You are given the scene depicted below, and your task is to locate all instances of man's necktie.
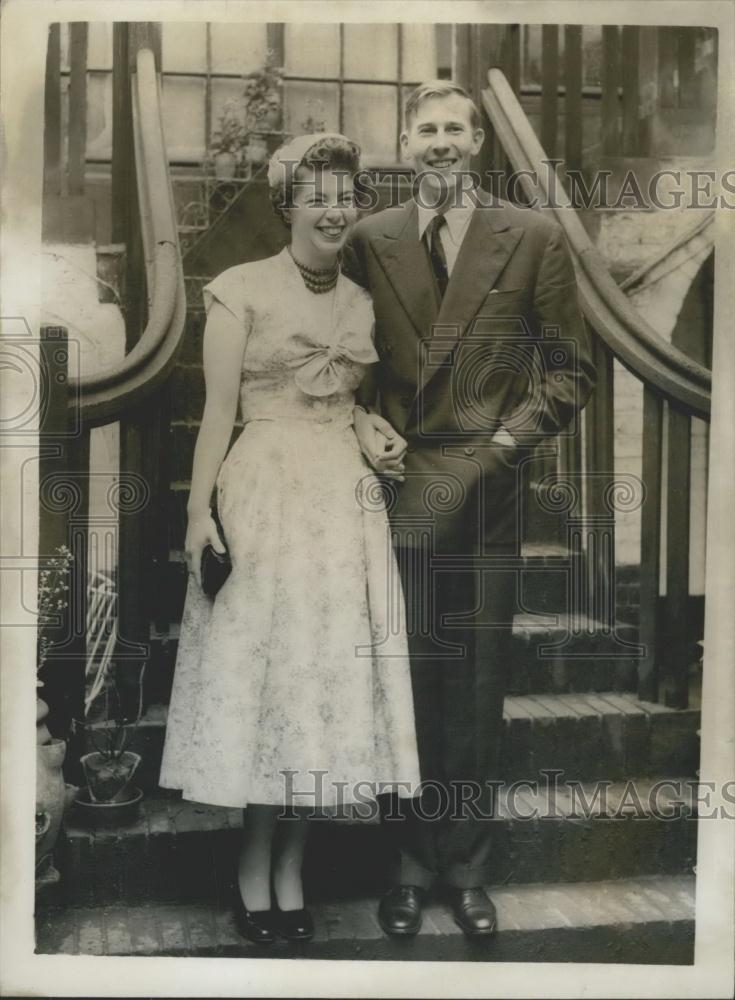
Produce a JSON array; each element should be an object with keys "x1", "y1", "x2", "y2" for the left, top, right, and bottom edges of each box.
[{"x1": 425, "y1": 214, "x2": 449, "y2": 298}]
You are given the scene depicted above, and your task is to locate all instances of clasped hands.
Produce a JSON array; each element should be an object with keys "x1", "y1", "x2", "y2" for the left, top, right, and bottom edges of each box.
[
  {"x1": 353, "y1": 407, "x2": 519, "y2": 482},
  {"x1": 353, "y1": 406, "x2": 407, "y2": 481}
]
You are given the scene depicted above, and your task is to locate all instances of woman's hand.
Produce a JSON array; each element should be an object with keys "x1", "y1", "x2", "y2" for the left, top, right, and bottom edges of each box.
[
  {"x1": 353, "y1": 407, "x2": 407, "y2": 481},
  {"x1": 185, "y1": 511, "x2": 226, "y2": 589}
]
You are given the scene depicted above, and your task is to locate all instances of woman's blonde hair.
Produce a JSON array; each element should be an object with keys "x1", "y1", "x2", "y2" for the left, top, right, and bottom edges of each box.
[{"x1": 403, "y1": 80, "x2": 481, "y2": 130}]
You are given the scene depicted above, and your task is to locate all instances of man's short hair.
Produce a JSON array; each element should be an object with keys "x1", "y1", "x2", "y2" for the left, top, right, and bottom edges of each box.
[{"x1": 403, "y1": 80, "x2": 482, "y2": 130}]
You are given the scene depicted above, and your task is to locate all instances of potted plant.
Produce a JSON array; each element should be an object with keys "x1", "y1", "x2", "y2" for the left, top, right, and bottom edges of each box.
[
  {"x1": 300, "y1": 98, "x2": 327, "y2": 134},
  {"x1": 36, "y1": 545, "x2": 77, "y2": 893},
  {"x1": 241, "y1": 54, "x2": 284, "y2": 172},
  {"x1": 73, "y1": 686, "x2": 143, "y2": 827},
  {"x1": 242, "y1": 55, "x2": 284, "y2": 135},
  {"x1": 209, "y1": 102, "x2": 245, "y2": 179}
]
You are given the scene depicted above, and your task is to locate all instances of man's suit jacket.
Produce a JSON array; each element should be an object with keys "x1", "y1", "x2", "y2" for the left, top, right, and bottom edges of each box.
[{"x1": 344, "y1": 198, "x2": 596, "y2": 555}]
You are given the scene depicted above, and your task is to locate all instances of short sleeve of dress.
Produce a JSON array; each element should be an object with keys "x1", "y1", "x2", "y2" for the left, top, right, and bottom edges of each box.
[{"x1": 202, "y1": 267, "x2": 253, "y2": 336}]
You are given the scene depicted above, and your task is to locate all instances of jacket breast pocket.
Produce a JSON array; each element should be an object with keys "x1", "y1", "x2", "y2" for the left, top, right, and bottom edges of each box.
[
  {"x1": 469, "y1": 289, "x2": 529, "y2": 339},
  {"x1": 478, "y1": 288, "x2": 527, "y2": 312}
]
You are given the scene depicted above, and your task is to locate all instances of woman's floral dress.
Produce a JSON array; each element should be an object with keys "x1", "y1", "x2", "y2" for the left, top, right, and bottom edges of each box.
[{"x1": 159, "y1": 248, "x2": 421, "y2": 809}]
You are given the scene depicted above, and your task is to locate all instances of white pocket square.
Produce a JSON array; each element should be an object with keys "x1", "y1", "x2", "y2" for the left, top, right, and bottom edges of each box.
[{"x1": 488, "y1": 288, "x2": 500, "y2": 294}]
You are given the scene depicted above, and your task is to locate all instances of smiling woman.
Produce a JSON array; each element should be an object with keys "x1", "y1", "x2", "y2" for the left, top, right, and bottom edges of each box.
[
  {"x1": 158, "y1": 131, "x2": 420, "y2": 945},
  {"x1": 267, "y1": 133, "x2": 361, "y2": 273}
]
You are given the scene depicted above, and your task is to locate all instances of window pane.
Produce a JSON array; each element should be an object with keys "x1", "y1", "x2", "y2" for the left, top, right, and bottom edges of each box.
[
  {"x1": 162, "y1": 76, "x2": 206, "y2": 161},
  {"x1": 582, "y1": 25, "x2": 603, "y2": 86},
  {"x1": 343, "y1": 24, "x2": 397, "y2": 81},
  {"x1": 211, "y1": 22, "x2": 268, "y2": 74},
  {"x1": 59, "y1": 24, "x2": 69, "y2": 73},
  {"x1": 435, "y1": 24, "x2": 452, "y2": 79},
  {"x1": 284, "y1": 24, "x2": 339, "y2": 78},
  {"x1": 86, "y1": 72, "x2": 112, "y2": 159},
  {"x1": 283, "y1": 81, "x2": 339, "y2": 136},
  {"x1": 87, "y1": 23, "x2": 112, "y2": 71},
  {"x1": 401, "y1": 24, "x2": 438, "y2": 83},
  {"x1": 211, "y1": 77, "x2": 247, "y2": 123},
  {"x1": 522, "y1": 25, "x2": 565, "y2": 88},
  {"x1": 210, "y1": 77, "x2": 248, "y2": 150},
  {"x1": 343, "y1": 84, "x2": 398, "y2": 163},
  {"x1": 162, "y1": 22, "x2": 207, "y2": 73}
]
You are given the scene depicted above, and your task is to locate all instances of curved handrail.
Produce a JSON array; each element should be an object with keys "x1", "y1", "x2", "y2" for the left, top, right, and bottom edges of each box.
[
  {"x1": 483, "y1": 69, "x2": 711, "y2": 419},
  {"x1": 71, "y1": 47, "x2": 186, "y2": 426}
]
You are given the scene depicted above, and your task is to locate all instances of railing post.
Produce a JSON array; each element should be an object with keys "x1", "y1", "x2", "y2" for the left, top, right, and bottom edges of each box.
[
  {"x1": 44, "y1": 23, "x2": 62, "y2": 196},
  {"x1": 638, "y1": 387, "x2": 663, "y2": 701},
  {"x1": 601, "y1": 26, "x2": 621, "y2": 157},
  {"x1": 541, "y1": 25, "x2": 559, "y2": 161},
  {"x1": 115, "y1": 22, "x2": 165, "y2": 720},
  {"x1": 111, "y1": 23, "x2": 131, "y2": 247},
  {"x1": 68, "y1": 22, "x2": 88, "y2": 196},
  {"x1": 38, "y1": 326, "x2": 88, "y2": 782},
  {"x1": 564, "y1": 25, "x2": 583, "y2": 176},
  {"x1": 661, "y1": 404, "x2": 692, "y2": 708}
]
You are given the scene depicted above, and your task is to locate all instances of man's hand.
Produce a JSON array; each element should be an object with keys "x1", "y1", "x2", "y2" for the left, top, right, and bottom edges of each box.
[
  {"x1": 491, "y1": 426, "x2": 517, "y2": 448},
  {"x1": 353, "y1": 408, "x2": 407, "y2": 481}
]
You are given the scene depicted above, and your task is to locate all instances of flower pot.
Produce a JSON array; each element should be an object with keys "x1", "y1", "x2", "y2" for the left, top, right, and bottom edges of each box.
[
  {"x1": 73, "y1": 786, "x2": 143, "y2": 829},
  {"x1": 213, "y1": 151, "x2": 237, "y2": 179},
  {"x1": 80, "y1": 750, "x2": 141, "y2": 803},
  {"x1": 36, "y1": 736, "x2": 68, "y2": 890},
  {"x1": 244, "y1": 135, "x2": 269, "y2": 169}
]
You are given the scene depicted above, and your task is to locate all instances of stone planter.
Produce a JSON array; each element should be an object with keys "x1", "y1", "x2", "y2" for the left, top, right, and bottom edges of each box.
[{"x1": 36, "y1": 700, "x2": 73, "y2": 892}]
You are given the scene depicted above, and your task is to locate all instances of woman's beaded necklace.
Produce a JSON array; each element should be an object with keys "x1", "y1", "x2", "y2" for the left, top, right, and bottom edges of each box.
[{"x1": 288, "y1": 247, "x2": 339, "y2": 294}]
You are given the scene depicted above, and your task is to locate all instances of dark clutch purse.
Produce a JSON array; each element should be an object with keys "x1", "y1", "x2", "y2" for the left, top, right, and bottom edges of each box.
[{"x1": 200, "y1": 507, "x2": 231, "y2": 599}]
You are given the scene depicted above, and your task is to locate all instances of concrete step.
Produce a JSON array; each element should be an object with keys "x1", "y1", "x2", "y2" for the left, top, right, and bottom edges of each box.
[
  {"x1": 56, "y1": 779, "x2": 697, "y2": 909},
  {"x1": 35, "y1": 874, "x2": 695, "y2": 963},
  {"x1": 126, "y1": 690, "x2": 698, "y2": 796}
]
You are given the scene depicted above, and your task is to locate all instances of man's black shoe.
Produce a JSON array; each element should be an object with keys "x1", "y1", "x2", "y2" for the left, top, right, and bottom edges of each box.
[
  {"x1": 378, "y1": 885, "x2": 425, "y2": 936},
  {"x1": 448, "y1": 887, "x2": 497, "y2": 936}
]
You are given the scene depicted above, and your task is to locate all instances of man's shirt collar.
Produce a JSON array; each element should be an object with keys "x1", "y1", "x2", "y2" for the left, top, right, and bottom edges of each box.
[{"x1": 416, "y1": 201, "x2": 475, "y2": 244}]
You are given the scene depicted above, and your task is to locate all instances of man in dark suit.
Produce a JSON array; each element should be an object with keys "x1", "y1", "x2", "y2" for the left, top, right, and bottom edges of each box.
[{"x1": 346, "y1": 80, "x2": 596, "y2": 936}]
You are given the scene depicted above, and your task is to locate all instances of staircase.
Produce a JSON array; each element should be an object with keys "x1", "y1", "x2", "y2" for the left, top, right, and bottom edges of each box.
[
  {"x1": 36, "y1": 28, "x2": 705, "y2": 964},
  {"x1": 37, "y1": 558, "x2": 700, "y2": 961}
]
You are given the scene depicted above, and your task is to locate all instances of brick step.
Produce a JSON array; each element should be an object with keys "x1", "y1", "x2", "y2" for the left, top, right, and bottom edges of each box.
[
  {"x1": 126, "y1": 692, "x2": 698, "y2": 796},
  {"x1": 56, "y1": 779, "x2": 697, "y2": 909},
  {"x1": 36, "y1": 874, "x2": 695, "y2": 963}
]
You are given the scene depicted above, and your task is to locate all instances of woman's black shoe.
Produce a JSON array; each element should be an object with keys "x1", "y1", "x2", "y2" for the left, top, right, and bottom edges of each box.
[
  {"x1": 233, "y1": 892, "x2": 276, "y2": 944},
  {"x1": 275, "y1": 906, "x2": 314, "y2": 942}
]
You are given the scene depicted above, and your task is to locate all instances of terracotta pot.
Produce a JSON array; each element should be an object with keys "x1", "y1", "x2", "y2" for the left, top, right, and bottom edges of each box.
[
  {"x1": 80, "y1": 750, "x2": 141, "y2": 803},
  {"x1": 213, "y1": 151, "x2": 237, "y2": 179}
]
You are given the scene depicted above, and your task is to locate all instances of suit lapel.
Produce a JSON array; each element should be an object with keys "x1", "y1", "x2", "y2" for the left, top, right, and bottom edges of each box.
[
  {"x1": 416, "y1": 208, "x2": 524, "y2": 393},
  {"x1": 372, "y1": 202, "x2": 440, "y2": 338}
]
